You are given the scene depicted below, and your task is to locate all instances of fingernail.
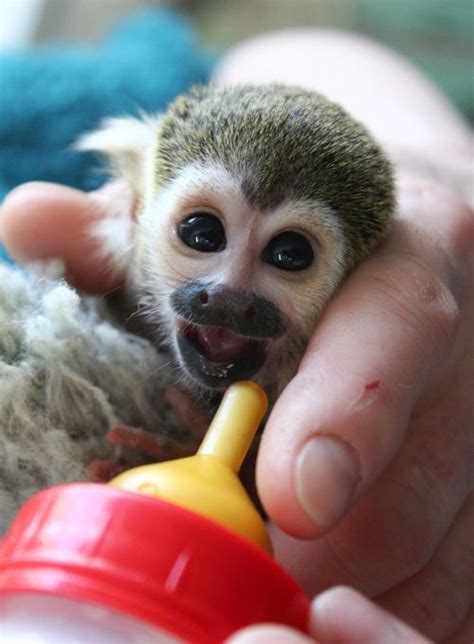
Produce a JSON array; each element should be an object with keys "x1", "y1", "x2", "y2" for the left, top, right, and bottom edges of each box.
[{"x1": 295, "y1": 436, "x2": 359, "y2": 530}]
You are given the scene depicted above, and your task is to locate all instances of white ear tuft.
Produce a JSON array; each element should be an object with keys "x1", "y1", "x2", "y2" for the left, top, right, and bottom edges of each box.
[{"x1": 75, "y1": 115, "x2": 158, "y2": 190}]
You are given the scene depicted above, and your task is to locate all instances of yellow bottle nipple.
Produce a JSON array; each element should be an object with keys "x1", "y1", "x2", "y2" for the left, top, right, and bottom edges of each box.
[{"x1": 110, "y1": 381, "x2": 271, "y2": 552}]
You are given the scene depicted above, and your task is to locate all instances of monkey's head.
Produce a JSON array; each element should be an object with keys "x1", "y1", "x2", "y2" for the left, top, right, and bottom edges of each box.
[{"x1": 78, "y1": 85, "x2": 394, "y2": 396}]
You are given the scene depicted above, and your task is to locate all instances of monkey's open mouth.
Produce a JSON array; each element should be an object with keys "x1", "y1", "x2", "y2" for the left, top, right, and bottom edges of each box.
[
  {"x1": 176, "y1": 320, "x2": 268, "y2": 389},
  {"x1": 184, "y1": 323, "x2": 263, "y2": 363}
]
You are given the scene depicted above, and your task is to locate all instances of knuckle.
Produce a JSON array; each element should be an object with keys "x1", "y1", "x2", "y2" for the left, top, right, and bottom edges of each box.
[
  {"x1": 429, "y1": 278, "x2": 461, "y2": 341},
  {"x1": 395, "y1": 177, "x2": 473, "y2": 286},
  {"x1": 365, "y1": 254, "x2": 459, "y2": 350}
]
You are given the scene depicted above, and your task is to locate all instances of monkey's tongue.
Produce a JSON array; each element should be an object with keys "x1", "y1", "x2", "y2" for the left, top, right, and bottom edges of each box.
[{"x1": 196, "y1": 326, "x2": 254, "y2": 364}]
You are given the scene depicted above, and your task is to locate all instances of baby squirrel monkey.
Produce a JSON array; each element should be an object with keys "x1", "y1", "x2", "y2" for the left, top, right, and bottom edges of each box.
[{"x1": 78, "y1": 84, "x2": 394, "y2": 401}]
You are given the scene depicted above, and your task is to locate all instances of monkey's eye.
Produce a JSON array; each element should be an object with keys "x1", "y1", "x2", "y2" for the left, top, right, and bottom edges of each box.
[
  {"x1": 177, "y1": 213, "x2": 226, "y2": 253},
  {"x1": 262, "y1": 231, "x2": 314, "y2": 272}
]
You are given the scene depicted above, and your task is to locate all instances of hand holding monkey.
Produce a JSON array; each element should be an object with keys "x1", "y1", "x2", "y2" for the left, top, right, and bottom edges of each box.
[{"x1": 1, "y1": 32, "x2": 473, "y2": 643}]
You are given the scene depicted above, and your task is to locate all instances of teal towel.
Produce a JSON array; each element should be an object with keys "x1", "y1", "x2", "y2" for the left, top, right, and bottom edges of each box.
[
  {"x1": 0, "y1": 9, "x2": 214, "y2": 263},
  {"x1": 0, "y1": 10, "x2": 213, "y2": 198},
  {"x1": 0, "y1": 245, "x2": 12, "y2": 264}
]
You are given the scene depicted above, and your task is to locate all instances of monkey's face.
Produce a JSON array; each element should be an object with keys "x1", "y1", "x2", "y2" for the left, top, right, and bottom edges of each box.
[
  {"x1": 135, "y1": 163, "x2": 347, "y2": 394},
  {"x1": 79, "y1": 85, "x2": 393, "y2": 395}
]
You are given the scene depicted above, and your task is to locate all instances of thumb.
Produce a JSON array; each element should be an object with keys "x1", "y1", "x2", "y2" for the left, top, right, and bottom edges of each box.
[{"x1": 0, "y1": 180, "x2": 133, "y2": 294}]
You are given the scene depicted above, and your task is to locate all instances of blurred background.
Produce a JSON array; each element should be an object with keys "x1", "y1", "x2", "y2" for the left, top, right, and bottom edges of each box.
[
  {"x1": 1, "y1": 0, "x2": 473, "y2": 121},
  {"x1": 0, "y1": 0, "x2": 472, "y2": 250}
]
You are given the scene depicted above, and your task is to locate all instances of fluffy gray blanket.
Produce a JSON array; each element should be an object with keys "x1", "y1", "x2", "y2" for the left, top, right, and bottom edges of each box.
[{"x1": 0, "y1": 263, "x2": 193, "y2": 535}]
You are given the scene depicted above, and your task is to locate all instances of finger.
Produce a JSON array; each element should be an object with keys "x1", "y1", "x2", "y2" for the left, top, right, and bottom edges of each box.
[
  {"x1": 269, "y1": 350, "x2": 473, "y2": 599},
  {"x1": 88, "y1": 460, "x2": 126, "y2": 482},
  {"x1": 0, "y1": 180, "x2": 132, "y2": 293},
  {"x1": 164, "y1": 387, "x2": 210, "y2": 441},
  {"x1": 310, "y1": 587, "x2": 432, "y2": 644},
  {"x1": 258, "y1": 178, "x2": 468, "y2": 538},
  {"x1": 378, "y1": 492, "x2": 474, "y2": 641},
  {"x1": 226, "y1": 625, "x2": 313, "y2": 643}
]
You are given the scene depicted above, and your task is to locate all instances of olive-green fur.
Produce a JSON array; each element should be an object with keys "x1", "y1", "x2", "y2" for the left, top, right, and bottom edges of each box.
[{"x1": 155, "y1": 84, "x2": 395, "y2": 267}]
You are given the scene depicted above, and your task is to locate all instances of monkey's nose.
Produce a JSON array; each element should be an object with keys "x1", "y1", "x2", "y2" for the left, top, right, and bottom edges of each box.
[
  {"x1": 171, "y1": 281, "x2": 286, "y2": 338},
  {"x1": 194, "y1": 286, "x2": 254, "y2": 318}
]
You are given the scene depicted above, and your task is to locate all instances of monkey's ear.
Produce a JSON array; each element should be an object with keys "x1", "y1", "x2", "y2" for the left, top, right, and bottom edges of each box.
[{"x1": 75, "y1": 115, "x2": 158, "y2": 189}]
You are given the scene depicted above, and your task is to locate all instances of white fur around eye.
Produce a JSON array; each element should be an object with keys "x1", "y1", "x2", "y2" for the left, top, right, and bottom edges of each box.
[
  {"x1": 133, "y1": 161, "x2": 348, "y2": 340},
  {"x1": 145, "y1": 162, "x2": 247, "y2": 223},
  {"x1": 135, "y1": 161, "x2": 249, "y2": 265},
  {"x1": 266, "y1": 198, "x2": 347, "y2": 281}
]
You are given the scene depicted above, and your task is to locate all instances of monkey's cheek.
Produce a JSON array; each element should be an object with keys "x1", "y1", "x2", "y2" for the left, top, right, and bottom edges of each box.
[{"x1": 175, "y1": 332, "x2": 267, "y2": 390}]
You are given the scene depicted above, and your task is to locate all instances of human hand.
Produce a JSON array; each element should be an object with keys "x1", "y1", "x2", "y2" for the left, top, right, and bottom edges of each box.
[
  {"x1": 227, "y1": 586, "x2": 431, "y2": 643},
  {"x1": 210, "y1": 28, "x2": 473, "y2": 641},
  {"x1": 0, "y1": 180, "x2": 131, "y2": 294},
  {"x1": 257, "y1": 174, "x2": 474, "y2": 641},
  {"x1": 1, "y1": 174, "x2": 473, "y2": 642}
]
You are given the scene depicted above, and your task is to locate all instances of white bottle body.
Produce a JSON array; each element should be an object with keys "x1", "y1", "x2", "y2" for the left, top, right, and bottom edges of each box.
[{"x1": 0, "y1": 593, "x2": 182, "y2": 644}]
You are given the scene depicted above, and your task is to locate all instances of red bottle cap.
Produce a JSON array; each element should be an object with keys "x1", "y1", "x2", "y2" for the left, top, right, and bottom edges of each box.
[{"x1": 0, "y1": 484, "x2": 309, "y2": 642}]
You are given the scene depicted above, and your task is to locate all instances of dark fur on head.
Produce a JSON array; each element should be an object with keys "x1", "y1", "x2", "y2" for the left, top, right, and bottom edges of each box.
[{"x1": 155, "y1": 84, "x2": 394, "y2": 266}]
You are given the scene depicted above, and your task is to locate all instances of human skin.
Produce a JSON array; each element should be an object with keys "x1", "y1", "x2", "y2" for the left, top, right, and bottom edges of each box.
[
  {"x1": 227, "y1": 586, "x2": 431, "y2": 644},
  {"x1": 1, "y1": 30, "x2": 473, "y2": 642}
]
